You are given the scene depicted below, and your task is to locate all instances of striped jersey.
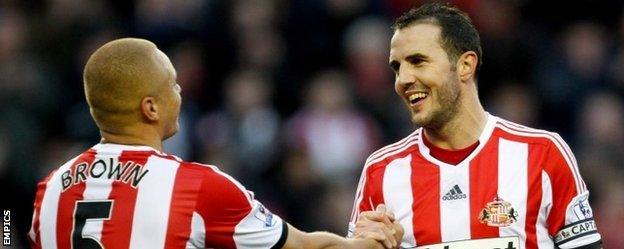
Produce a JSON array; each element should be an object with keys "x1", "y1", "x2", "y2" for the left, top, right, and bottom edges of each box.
[
  {"x1": 349, "y1": 114, "x2": 601, "y2": 249},
  {"x1": 29, "y1": 143, "x2": 287, "y2": 249}
]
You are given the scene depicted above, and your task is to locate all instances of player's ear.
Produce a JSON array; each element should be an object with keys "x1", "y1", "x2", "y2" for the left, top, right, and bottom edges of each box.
[
  {"x1": 457, "y1": 51, "x2": 478, "y2": 82},
  {"x1": 141, "y1": 96, "x2": 159, "y2": 122}
]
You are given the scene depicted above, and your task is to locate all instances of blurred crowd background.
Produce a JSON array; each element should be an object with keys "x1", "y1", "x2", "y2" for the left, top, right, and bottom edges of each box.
[{"x1": 1, "y1": 0, "x2": 623, "y2": 248}]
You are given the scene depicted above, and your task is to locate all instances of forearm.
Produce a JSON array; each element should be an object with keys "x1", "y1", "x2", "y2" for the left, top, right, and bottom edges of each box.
[
  {"x1": 282, "y1": 224, "x2": 379, "y2": 249},
  {"x1": 301, "y1": 231, "x2": 354, "y2": 249}
]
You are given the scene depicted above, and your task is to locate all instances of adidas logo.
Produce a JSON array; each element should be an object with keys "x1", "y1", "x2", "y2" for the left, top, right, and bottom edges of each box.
[{"x1": 442, "y1": 185, "x2": 467, "y2": 201}]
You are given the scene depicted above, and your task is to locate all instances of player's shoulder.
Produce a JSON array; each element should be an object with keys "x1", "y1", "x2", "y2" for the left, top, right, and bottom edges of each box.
[
  {"x1": 363, "y1": 128, "x2": 421, "y2": 169},
  {"x1": 167, "y1": 157, "x2": 234, "y2": 181},
  {"x1": 492, "y1": 115, "x2": 568, "y2": 148}
]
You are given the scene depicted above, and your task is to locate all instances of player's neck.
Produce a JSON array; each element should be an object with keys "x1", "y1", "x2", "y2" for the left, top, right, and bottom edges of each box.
[
  {"x1": 99, "y1": 125, "x2": 164, "y2": 151},
  {"x1": 424, "y1": 91, "x2": 487, "y2": 150}
]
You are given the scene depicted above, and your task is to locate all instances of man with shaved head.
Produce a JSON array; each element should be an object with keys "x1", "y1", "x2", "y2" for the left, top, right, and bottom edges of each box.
[{"x1": 29, "y1": 38, "x2": 402, "y2": 249}]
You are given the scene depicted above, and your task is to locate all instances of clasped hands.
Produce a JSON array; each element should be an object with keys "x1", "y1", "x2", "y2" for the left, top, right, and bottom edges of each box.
[{"x1": 353, "y1": 204, "x2": 404, "y2": 249}]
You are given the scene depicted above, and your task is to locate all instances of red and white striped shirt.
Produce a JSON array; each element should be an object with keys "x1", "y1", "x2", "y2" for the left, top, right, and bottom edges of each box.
[
  {"x1": 29, "y1": 143, "x2": 286, "y2": 249},
  {"x1": 349, "y1": 114, "x2": 601, "y2": 249}
]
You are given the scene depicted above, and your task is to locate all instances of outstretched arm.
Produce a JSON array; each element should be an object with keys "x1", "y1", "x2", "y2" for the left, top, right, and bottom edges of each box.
[{"x1": 281, "y1": 223, "x2": 389, "y2": 249}]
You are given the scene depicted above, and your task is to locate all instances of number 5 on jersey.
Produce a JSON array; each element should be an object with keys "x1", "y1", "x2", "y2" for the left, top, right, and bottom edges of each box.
[{"x1": 71, "y1": 200, "x2": 114, "y2": 249}]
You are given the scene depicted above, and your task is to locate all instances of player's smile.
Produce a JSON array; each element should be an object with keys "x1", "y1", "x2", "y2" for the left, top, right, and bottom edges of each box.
[{"x1": 407, "y1": 91, "x2": 429, "y2": 108}]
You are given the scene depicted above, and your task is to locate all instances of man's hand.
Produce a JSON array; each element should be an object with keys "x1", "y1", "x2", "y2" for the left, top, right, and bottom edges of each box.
[{"x1": 353, "y1": 204, "x2": 404, "y2": 249}]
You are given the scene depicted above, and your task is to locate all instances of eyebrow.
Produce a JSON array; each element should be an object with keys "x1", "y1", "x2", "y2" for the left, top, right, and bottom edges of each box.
[{"x1": 405, "y1": 53, "x2": 428, "y2": 62}]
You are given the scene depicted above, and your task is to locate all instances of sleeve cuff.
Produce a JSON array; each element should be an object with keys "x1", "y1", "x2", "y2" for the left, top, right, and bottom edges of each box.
[{"x1": 270, "y1": 222, "x2": 289, "y2": 249}]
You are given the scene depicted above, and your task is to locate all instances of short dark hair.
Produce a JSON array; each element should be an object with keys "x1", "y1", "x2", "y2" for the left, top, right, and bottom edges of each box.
[{"x1": 393, "y1": 3, "x2": 483, "y2": 76}]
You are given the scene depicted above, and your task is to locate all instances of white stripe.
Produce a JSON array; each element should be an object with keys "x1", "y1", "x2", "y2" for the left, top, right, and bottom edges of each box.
[
  {"x1": 80, "y1": 150, "x2": 120, "y2": 245},
  {"x1": 39, "y1": 157, "x2": 79, "y2": 249},
  {"x1": 28, "y1": 209, "x2": 37, "y2": 242},
  {"x1": 349, "y1": 166, "x2": 369, "y2": 225},
  {"x1": 496, "y1": 120, "x2": 583, "y2": 194},
  {"x1": 128, "y1": 156, "x2": 179, "y2": 249},
  {"x1": 537, "y1": 171, "x2": 554, "y2": 249},
  {"x1": 498, "y1": 138, "x2": 528, "y2": 248},
  {"x1": 439, "y1": 161, "x2": 471, "y2": 242},
  {"x1": 186, "y1": 212, "x2": 206, "y2": 248},
  {"x1": 382, "y1": 155, "x2": 416, "y2": 247}
]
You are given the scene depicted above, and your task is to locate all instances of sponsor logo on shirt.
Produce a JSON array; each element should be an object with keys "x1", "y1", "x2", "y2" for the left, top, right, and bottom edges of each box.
[
  {"x1": 412, "y1": 236, "x2": 520, "y2": 249},
  {"x1": 478, "y1": 196, "x2": 518, "y2": 227},
  {"x1": 442, "y1": 185, "x2": 466, "y2": 201}
]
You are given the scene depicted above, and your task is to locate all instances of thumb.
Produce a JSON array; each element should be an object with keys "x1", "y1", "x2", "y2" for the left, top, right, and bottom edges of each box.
[
  {"x1": 375, "y1": 204, "x2": 387, "y2": 213},
  {"x1": 376, "y1": 204, "x2": 395, "y2": 221}
]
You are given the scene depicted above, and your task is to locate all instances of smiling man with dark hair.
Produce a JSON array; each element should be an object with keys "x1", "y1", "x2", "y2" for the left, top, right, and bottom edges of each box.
[{"x1": 349, "y1": 3, "x2": 602, "y2": 249}]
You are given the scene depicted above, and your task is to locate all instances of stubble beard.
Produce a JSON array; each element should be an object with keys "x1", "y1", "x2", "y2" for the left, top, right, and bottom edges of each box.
[{"x1": 411, "y1": 76, "x2": 461, "y2": 131}]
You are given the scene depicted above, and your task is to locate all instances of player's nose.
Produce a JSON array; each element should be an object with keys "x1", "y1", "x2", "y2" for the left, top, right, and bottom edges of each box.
[{"x1": 396, "y1": 67, "x2": 416, "y2": 88}]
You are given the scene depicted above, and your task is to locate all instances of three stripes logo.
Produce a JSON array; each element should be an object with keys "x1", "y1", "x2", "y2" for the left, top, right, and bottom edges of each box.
[{"x1": 442, "y1": 185, "x2": 467, "y2": 201}]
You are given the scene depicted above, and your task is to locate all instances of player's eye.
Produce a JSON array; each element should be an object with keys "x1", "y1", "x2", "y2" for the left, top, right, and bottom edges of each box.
[
  {"x1": 389, "y1": 61, "x2": 400, "y2": 73},
  {"x1": 407, "y1": 56, "x2": 425, "y2": 65}
]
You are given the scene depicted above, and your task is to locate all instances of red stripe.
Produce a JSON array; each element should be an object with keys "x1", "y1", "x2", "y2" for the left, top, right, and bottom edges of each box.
[
  {"x1": 56, "y1": 150, "x2": 97, "y2": 249},
  {"x1": 31, "y1": 169, "x2": 58, "y2": 248},
  {"x1": 164, "y1": 162, "x2": 205, "y2": 248},
  {"x1": 524, "y1": 144, "x2": 544, "y2": 249},
  {"x1": 411, "y1": 153, "x2": 441, "y2": 245},
  {"x1": 544, "y1": 153, "x2": 578, "y2": 236},
  {"x1": 198, "y1": 167, "x2": 252, "y2": 248},
  {"x1": 100, "y1": 150, "x2": 152, "y2": 248},
  {"x1": 367, "y1": 162, "x2": 387, "y2": 210},
  {"x1": 469, "y1": 137, "x2": 499, "y2": 238}
]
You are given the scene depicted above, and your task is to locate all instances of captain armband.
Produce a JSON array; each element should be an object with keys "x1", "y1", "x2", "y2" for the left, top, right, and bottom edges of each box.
[{"x1": 553, "y1": 219, "x2": 598, "y2": 247}]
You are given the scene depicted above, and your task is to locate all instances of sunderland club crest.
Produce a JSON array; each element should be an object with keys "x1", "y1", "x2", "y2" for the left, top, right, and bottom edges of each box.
[{"x1": 478, "y1": 196, "x2": 518, "y2": 227}]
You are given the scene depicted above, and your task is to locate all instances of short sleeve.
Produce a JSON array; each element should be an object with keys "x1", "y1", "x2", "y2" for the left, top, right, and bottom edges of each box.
[
  {"x1": 542, "y1": 136, "x2": 601, "y2": 248},
  {"x1": 195, "y1": 167, "x2": 286, "y2": 249}
]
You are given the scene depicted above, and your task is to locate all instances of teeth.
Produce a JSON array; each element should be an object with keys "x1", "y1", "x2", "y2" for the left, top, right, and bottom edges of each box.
[{"x1": 408, "y1": 93, "x2": 428, "y2": 101}]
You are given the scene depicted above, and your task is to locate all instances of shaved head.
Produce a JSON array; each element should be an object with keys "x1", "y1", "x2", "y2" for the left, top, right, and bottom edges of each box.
[{"x1": 84, "y1": 38, "x2": 177, "y2": 134}]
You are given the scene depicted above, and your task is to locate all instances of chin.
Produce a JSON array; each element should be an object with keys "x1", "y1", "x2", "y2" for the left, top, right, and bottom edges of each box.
[{"x1": 410, "y1": 111, "x2": 431, "y2": 127}]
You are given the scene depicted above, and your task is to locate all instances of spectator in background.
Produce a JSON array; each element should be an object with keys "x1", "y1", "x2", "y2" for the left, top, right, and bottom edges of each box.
[
  {"x1": 280, "y1": 70, "x2": 382, "y2": 235},
  {"x1": 0, "y1": 9, "x2": 55, "y2": 248},
  {"x1": 284, "y1": 70, "x2": 381, "y2": 187},
  {"x1": 230, "y1": 0, "x2": 285, "y2": 73},
  {"x1": 534, "y1": 21, "x2": 611, "y2": 138},
  {"x1": 487, "y1": 81, "x2": 539, "y2": 127},
  {"x1": 343, "y1": 16, "x2": 392, "y2": 104},
  {"x1": 163, "y1": 40, "x2": 207, "y2": 159},
  {"x1": 195, "y1": 69, "x2": 281, "y2": 192},
  {"x1": 133, "y1": 0, "x2": 210, "y2": 45},
  {"x1": 576, "y1": 92, "x2": 624, "y2": 210},
  {"x1": 343, "y1": 17, "x2": 414, "y2": 140}
]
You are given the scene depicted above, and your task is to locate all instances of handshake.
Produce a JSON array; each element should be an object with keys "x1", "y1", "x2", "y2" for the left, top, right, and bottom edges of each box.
[{"x1": 351, "y1": 204, "x2": 405, "y2": 249}]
